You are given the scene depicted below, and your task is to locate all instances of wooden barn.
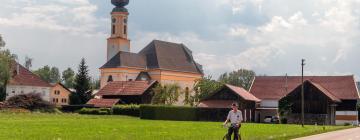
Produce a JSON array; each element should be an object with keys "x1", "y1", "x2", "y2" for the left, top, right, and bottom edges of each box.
[
  {"x1": 94, "y1": 81, "x2": 158, "y2": 105},
  {"x1": 198, "y1": 84, "x2": 261, "y2": 122},
  {"x1": 250, "y1": 76, "x2": 360, "y2": 125}
]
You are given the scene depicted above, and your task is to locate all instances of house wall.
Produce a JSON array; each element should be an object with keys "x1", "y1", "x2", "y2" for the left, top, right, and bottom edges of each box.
[
  {"x1": 260, "y1": 100, "x2": 278, "y2": 108},
  {"x1": 50, "y1": 84, "x2": 70, "y2": 106},
  {"x1": 6, "y1": 85, "x2": 51, "y2": 102},
  {"x1": 336, "y1": 111, "x2": 359, "y2": 125},
  {"x1": 100, "y1": 67, "x2": 145, "y2": 88}
]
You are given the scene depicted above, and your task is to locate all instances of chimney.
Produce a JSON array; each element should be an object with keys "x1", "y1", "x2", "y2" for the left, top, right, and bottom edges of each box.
[{"x1": 16, "y1": 62, "x2": 20, "y2": 75}]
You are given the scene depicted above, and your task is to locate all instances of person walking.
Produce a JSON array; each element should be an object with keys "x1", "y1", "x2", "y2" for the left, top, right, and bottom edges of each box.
[{"x1": 223, "y1": 103, "x2": 243, "y2": 140}]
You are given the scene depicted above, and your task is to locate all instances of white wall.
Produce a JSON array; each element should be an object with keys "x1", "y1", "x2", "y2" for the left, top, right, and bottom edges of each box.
[
  {"x1": 6, "y1": 85, "x2": 51, "y2": 102},
  {"x1": 260, "y1": 100, "x2": 278, "y2": 108}
]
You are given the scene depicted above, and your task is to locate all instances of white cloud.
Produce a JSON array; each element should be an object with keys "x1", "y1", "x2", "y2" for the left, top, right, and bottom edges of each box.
[{"x1": 0, "y1": 0, "x2": 103, "y2": 36}]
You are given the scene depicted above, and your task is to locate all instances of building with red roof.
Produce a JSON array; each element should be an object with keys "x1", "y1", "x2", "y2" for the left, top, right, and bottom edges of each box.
[
  {"x1": 6, "y1": 62, "x2": 52, "y2": 102},
  {"x1": 250, "y1": 75, "x2": 359, "y2": 125},
  {"x1": 199, "y1": 84, "x2": 261, "y2": 122}
]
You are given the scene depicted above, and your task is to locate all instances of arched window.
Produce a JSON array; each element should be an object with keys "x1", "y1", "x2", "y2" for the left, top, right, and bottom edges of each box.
[
  {"x1": 107, "y1": 75, "x2": 113, "y2": 82},
  {"x1": 112, "y1": 25, "x2": 116, "y2": 34},
  {"x1": 124, "y1": 25, "x2": 127, "y2": 35}
]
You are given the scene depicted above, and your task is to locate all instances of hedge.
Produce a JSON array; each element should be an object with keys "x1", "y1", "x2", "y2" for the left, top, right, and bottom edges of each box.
[
  {"x1": 140, "y1": 105, "x2": 226, "y2": 121},
  {"x1": 112, "y1": 104, "x2": 140, "y2": 117},
  {"x1": 78, "y1": 108, "x2": 111, "y2": 115}
]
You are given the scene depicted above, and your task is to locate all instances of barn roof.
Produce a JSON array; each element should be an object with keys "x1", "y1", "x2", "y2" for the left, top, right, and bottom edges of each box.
[
  {"x1": 250, "y1": 76, "x2": 360, "y2": 100},
  {"x1": 9, "y1": 62, "x2": 52, "y2": 87},
  {"x1": 96, "y1": 80, "x2": 157, "y2": 96},
  {"x1": 225, "y1": 84, "x2": 261, "y2": 102}
]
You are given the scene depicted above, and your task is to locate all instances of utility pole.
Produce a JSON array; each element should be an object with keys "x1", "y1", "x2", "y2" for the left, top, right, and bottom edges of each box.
[{"x1": 301, "y1": 59, "x2": 305, "y2": 127}]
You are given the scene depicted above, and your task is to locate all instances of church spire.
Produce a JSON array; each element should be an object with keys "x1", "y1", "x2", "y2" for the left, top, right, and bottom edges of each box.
[{"x1": 107, "y1": 0, "x2": 131, "y2": 61}]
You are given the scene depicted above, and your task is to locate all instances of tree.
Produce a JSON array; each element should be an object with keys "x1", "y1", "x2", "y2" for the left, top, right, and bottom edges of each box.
[
  {"x1": 0, "y1": 36, "x2": 16, "y2": 101},
  {"x1": 50, "y1": 67, "x2": 61, "y2": 83},
  {"x1": 33, "y1": 65, "x2": 51, "y2": 82},
  {"x1": 218, "y1": 69, "x2": 256, "y2": 90},
  {"x1": 151, "y1": 84, "x2": 181, "y2": 105},
  {"x1": 192, "y1": 76, "x2": 223, "y2": 104},
  {"x1": 24, "y1": 56, "x2": 33, "y2": 70},
  {"x1": 91, "y1": 78, "x2": 101, "y2": 90},
  {"x1": 33, "y1": 66, "x2": 61, "y2": 83},
  {"x1": 62, "y1": 68, "x2": 75, "y2": 88},
  {"x1": 71, "y1": 58, "x2": 92, "y2": 105}
]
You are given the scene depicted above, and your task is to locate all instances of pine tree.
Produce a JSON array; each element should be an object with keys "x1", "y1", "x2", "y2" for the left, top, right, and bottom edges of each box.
[{"x1": 71, "y1": 58, "x2": 92, "y2": 105}]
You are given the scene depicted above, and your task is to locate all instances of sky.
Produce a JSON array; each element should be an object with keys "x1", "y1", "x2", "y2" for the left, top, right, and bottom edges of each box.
[{"x1": 0, "y1": 0, "x2": 360, "y2": 80}]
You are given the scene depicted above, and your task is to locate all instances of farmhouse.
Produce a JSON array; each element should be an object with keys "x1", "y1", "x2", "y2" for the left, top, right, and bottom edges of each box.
[
  {"x1": 50, "y1": 83, "x2": 71, "y2": 106},
  {"x1": 6, "y1": 62, "x2": 52, "y2": 102},
  {"x1": 95, "y1": 0, "x2": 203, "y2": 105},
  {"x1": 250, "y1": 76, "x2": 360, "y2": 125}
]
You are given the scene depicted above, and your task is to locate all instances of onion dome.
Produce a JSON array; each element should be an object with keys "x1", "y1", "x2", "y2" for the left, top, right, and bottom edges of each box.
[{"x1": 111, "y1": 0, "x2": 129, "y2": 12}]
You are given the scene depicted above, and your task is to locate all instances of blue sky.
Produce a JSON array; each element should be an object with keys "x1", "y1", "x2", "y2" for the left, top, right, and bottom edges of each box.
[{"x1": 0, "y1": 0, "x2": 360, "y2": 80}]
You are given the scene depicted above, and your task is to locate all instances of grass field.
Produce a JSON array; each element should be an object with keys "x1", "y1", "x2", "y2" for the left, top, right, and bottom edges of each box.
[{"x1": 0, "y1": 113, "x2": 352, "y2": 140}]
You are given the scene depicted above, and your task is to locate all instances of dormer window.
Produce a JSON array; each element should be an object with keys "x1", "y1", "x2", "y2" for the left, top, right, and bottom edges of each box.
[{"x1": 108, "y1": 75, "x2": 113, "y2": 82}]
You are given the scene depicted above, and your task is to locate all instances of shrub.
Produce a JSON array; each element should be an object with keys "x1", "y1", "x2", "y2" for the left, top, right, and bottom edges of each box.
[
  {"x1": 112, "y1": 104, "x2": 140, "y2": 117},
  {"x1": 140, "y1": 105, "x2": 197, "y2": 121},
  {"x1": 78, "y1": 108, "x2": 111, "y2": 115},
  {"x1": 6, "y1": 93, "x2": 55, "y2": 112},
  {"x1": 60, "y1": 104, "x2": 93, "y2": 112},
  {"x1": 140, "y1": 105, "x2": 232, "y2": 121}
]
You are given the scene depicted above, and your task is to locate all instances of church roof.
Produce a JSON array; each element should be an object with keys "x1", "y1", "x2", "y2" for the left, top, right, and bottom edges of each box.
[
  {"x1": 101, "y1": 51, "x2": 146, "y2": 69},
  {"x1": 101, "y1": 40, "x2": 203, "y2": 74}
]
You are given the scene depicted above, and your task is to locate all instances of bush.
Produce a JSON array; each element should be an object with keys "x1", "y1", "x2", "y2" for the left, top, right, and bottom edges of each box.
[
  {"x1": 6, "y1": 93, "x2": 55, "y2": 112},
  {"x1": 112, "y1": 104, "x2": 140, "y2": 117},
  {"x1": 78, "y1": 108, "x2": 111, "y2": 115},
  {"x1": 140, "y1": 105, "x2": 197, "y2": 121},
  {"x1": 140, "y1": 105, "x2": 232, "y2": 121},
  {"x1": 60, "y1": 104, "x2": 93, "y2": 112}
]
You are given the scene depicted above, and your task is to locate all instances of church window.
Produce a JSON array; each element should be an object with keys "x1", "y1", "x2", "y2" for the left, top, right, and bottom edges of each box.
[
  {"x1": 124, "y1": 18, "x2": 127, "y2": 24},
  {"x1": 108, "y1": 75, "x2": 113, "y2": 82},
  {"x1": 112, "y1": 18, "x2": 116, "y2": 23},
  {"x1": 124, "y1": 25, "x2": 127, "y2": 35},
  {"x1": 112, "y1": 25, "x2": 116, "y2": 34}
]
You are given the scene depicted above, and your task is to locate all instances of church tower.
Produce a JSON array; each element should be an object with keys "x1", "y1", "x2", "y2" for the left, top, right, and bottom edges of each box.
[{"x1": 107, "y1": 0, "x2": 131, "y2": 61}]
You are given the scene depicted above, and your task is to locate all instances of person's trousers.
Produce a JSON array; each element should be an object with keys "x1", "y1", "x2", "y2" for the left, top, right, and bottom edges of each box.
[{"x1": 227, "y1": 125, "x2": 240, "y2": 140}]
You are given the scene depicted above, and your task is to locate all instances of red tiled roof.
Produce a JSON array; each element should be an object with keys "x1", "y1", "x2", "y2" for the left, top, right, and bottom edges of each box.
[
  {"x1": 250, "y1": 76, "x2": 360, "y2": 100},
  {"x1": 198, "y1": 100, "x2": 234, "y2": 108},
  {"x1": 86, "y1": 99, "x2": 120, "y2": 108},
  {"x1": 225, "y1": 84, "x2": 261, "y2": 102},
  {"x1": 307, "y1": 80, "x2": 341, "y2": 102},
  {"x1": 96, "y1": 81, "x2": 157, "y2": 96},
  {"x1": 9, "y1": 62, "x2": 51, "y2": 87}
]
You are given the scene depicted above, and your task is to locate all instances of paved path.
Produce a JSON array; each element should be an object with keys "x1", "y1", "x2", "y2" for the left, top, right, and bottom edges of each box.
[{"x1": 293, "y1": 127, "x2": 360, "y2": 140}]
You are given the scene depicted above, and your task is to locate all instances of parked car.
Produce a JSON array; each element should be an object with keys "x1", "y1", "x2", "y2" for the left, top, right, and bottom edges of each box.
[{"x1": 264, "y1": 116, "x2": 279, "y2": 123}]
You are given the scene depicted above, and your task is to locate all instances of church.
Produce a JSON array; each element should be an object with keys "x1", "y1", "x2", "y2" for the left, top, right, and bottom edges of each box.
[{"x1": 91, "y1": 0, "x2": 203, "y2": 105}]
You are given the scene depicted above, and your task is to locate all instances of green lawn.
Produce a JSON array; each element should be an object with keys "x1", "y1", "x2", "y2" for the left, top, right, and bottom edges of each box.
[{"x1": 0, "y1": 113, "x2": 352, "y2": 140}]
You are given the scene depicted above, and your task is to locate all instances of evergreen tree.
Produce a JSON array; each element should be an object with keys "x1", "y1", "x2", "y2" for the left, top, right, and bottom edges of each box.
[{"x1": 71, "y1": 58, "x2": 92, "y2": 105}]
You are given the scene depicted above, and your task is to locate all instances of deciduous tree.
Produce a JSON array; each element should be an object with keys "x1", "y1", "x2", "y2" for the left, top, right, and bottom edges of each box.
[
  {"x1": 62, "y1": 68, "x2": 75, "y2": 89},
  {"x1": 218, "y1": 69, "x2": 256, "y2": 90}
]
